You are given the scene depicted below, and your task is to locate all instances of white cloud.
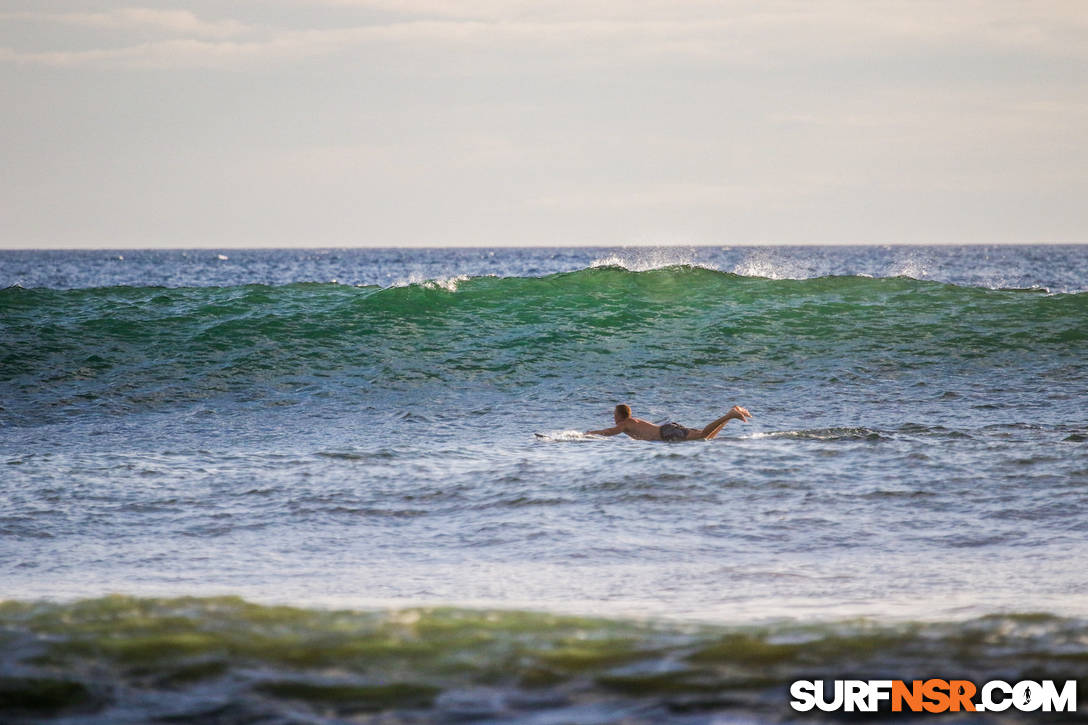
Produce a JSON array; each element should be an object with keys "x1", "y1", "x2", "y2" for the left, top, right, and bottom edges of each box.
[
  {"x1": 307, "y1": 0, "x2": 1088, "y2": 54},
  {"x1": 2, "y1": 2, "x2": 1086, "y2": 70},
  {"x1": 1, "y1": 39, "x2": 286, "y2": 69},
  {"x1": 0, "y1": 8, "x2": 252, "y2": 38},
  {"x1": 0, "y1": 18, "x2": 744, "y2": 69}
]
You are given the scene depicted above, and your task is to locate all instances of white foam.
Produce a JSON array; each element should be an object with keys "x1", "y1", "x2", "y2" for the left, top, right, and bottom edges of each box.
[
  {"x1": 423, "y1": 274, "x2": 469, "y2": 292},
  {"x1": 730, "y1": 251, "x2": 811, "y2": 280},
  {"x1": 535, "y1": 430, "x2": 596, "y2": 442},
  {"x1": 390, "y1": 273, "x2": 469, "y2": 292},
  {"x1": 731, "y1": 257, "x2": 784, "y2": 279},
  {"x1": 589, "y1": 248, "x2": 707, "y2": 272},
  {"x1": 885, "y1": 258, "x2": 929, "y2": 280}
]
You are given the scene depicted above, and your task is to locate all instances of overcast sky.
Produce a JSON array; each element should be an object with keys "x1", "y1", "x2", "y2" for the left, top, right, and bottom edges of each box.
[{"x1": 2, "y1": 1, "x2": 1086, "y2": 247}]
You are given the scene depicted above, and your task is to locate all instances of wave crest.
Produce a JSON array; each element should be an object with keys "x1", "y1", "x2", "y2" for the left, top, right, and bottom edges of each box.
[{"x1": 2, "y1": 270, "x2": 1084, "y2": 426}]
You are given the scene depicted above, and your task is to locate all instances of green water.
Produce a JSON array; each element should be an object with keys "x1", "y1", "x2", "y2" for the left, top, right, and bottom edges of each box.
[{"x1": 2, "y1": 596, "x2": 1084, "y2": 722}]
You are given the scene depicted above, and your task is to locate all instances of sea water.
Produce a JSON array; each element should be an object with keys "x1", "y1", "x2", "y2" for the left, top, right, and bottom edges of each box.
[{"x1": 1, "y1": 245, "x2": 1086, "y2": 722}]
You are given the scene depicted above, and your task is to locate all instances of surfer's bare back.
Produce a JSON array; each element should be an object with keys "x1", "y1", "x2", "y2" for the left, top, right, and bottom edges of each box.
[{"x1": 586, "y1": 404, "x2": 752, "y2": 442}]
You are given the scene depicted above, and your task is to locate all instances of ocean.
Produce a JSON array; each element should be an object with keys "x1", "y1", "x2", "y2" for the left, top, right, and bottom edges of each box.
[{"x1": 1, "y1": 245, "x2": 1086, "y2": 723}]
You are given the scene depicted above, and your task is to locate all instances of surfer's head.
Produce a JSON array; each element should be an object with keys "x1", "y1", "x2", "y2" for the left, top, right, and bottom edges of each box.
[{"x1": 614, "y1": 404, "x2": 631, "y2": 423}]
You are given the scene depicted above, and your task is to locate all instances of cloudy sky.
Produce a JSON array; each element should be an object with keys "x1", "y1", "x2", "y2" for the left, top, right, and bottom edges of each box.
[{"x1": 2, "y1": 1, "x2": 1086, "y2": 247}]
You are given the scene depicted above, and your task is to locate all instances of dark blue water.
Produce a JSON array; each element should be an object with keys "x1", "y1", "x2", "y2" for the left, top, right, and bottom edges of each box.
[{"x1": 2, "y1": 245, "x2": 1086, "y2": 722}]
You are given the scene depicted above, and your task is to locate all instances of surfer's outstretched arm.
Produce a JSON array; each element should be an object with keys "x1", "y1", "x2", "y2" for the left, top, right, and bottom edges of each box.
[
  {"x1": 586, "y1": 425, "x2": 623, "y2": 437},
  {"x1": 697, "y1": 406, "x2": 752, "y2": 440}
]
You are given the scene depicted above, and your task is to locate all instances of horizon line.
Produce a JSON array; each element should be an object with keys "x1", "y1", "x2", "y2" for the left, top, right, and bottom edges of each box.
[{"x1": 2, "y1": 241, "x2": 1086, "y2": 251}]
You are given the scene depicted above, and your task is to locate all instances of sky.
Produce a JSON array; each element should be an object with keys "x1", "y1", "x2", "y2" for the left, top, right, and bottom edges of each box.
[{"x1": 2, "y1": 1, "x2": 1087, "y2": 248}]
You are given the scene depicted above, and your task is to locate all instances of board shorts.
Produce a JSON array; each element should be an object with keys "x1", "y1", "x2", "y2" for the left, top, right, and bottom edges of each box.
[{"x1": 659, "y1": 422, "x2": 694, "y2": 442}]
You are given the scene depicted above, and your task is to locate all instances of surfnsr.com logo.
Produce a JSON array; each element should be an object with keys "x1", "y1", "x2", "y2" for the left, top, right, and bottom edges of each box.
[{"x1": 790, "y1": 679, "x2": 1077, "y2": 713}]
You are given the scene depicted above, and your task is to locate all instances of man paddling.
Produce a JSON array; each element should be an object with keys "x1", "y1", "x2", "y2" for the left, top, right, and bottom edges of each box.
[{"x1": 586, "y1": 404, "x2": 752, "y2": 442}]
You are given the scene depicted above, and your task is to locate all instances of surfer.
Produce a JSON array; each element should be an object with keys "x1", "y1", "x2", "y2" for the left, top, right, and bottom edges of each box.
[{"x1": 586, "y1": 404, "x2": 752, "y2": 442}]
